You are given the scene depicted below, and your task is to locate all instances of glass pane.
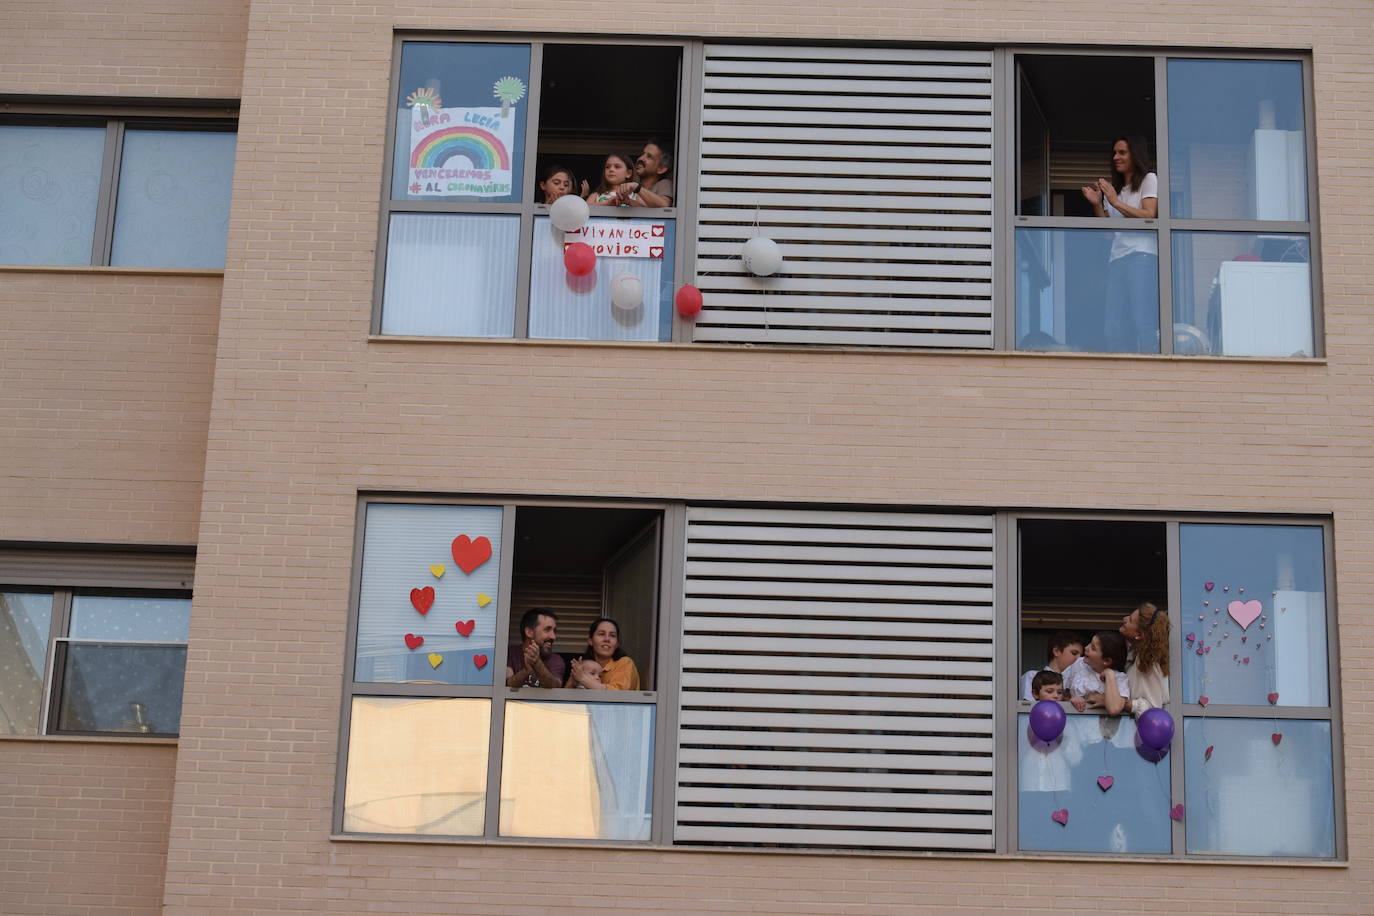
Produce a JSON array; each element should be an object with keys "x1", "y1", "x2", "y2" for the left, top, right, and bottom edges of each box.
[
  {"x1": 355, "y1": 503, "x2": 503, "y2": 686},
  {"x1": 69, "y1": 595, "x2": 191, "y2": 642},
  {"x1": 1180, "y1": 524, "x2": 1327, "y2": 707},
  {"x1": 0, "y1": 125, "x2": 104, "y2": 265},
  {"x1": 1168, "y1": 59, "x2": 1307, "y2": 221},
  {"x1": 1171, "y1": 231, "x2": 1312, "y2": 357},
  {"x1": 528, "y1": 216, "x2": 674, "y2": 341},
  {"x1": 1184, "y1": 717, "x2": 1334, "y2": 856},
  {"x1": 110, "y1": 129, "x2": 236, "y2": 268},
  {"x1": 1018, "y1": 712, "x2": 1171, "y2": 853},
  {"x1": 380, "y1": 213, "x2": 518, "y2": 336},
  {"x1": 344, "y1": 697, "x2": 490, "y2": 835},
  {"x1": 1015, "y1": 227, "x2": 1159, "y2": 353},
  {"x1": 393, "y1": 41, "x2": 530, "y2": 203},
  {"x1": 0, "y1": 592, "x2": 55, "y2": 735},
  {"x1": 56, "y1": 644, "x2": 186, "y2": 734},
  {"x1": 500, "y1": 701, "x2": 654, "y2": 840}
]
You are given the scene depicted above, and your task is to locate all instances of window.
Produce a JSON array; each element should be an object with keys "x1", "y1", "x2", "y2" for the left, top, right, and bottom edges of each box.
[
  {"x1": 0, "y1": 116, "x2": 237, "y2": 269},
  {"x1": 1012, "y1": 53, "x2": 1317, "y2": 356},
  {"x1": 338, "y1": 499, "x2": 666, "y2": 841},
  {"x1": 1012, "y1": 517, "x2": 1340, "y2": 859},
  {"x1": 377, "y1": 39, "x2": 686, "y2": 341}
]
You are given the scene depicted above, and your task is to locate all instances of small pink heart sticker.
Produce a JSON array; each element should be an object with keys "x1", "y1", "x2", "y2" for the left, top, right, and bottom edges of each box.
[
  {"x1": 1051, "y1": 809, "x2": 1069, "y2": 826},
  {"x1": 1267, "y1": 692, "x2": 1279, "y2": 704},
  {"x1": 1228, "y1": 598, "x2": 1262, "y2": 630},
  {"x1": 1097, "y1": 776, "x2": 1114, "y2": 792},
  {"x1": 1170, "y1": 804, "x2": 1185, "y2": 821},
  {"x1": 1204, "y1": 745, "x2": 1214, "y2": 761},
  {"x1": 1272, "y1": 732, "x2": 1283, "y2": 746},
  {"x1": 1198, "y1": 695, "x2": 1209, "y2": 707},
  {"x1": 1205, "y1": 582, "x2": 1214, "y2": 591}
]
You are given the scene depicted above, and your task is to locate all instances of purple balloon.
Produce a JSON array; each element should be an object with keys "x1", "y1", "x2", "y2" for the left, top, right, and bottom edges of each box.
[
  {"x1": 1137, "y1": 708, "x2": 1175, "y2": 750},
  {"x1": 1029, "y1": 699, "x2": 1066, "y2": 743}
]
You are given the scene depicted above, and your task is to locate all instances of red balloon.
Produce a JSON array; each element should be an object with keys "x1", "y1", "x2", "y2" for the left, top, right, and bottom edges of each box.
[
  {"x1": 674, "y1": 284, "x2": 703, "y2": 317},
  {"x1": 564, "y1": 242, "x2": 596, "y2": 277}
]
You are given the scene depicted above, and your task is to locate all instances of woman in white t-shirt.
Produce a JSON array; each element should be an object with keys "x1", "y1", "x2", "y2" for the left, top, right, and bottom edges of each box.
[{"x1": 1081, "y1": 136, "x2": 1160, "y2": 353}]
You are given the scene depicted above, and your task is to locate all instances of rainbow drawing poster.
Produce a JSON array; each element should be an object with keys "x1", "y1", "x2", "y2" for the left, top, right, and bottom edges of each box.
[{"x1": 408, "y1": 107, "x2": 515, "y2": 198}]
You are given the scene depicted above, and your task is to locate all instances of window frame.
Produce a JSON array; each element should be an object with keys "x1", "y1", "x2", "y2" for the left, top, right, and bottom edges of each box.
[
  {"x1": 998, "y1": 47, "x2": 1323, "y2": 357},
  {"x1": 372, "y1": 33, "x2": 699, "y2": 342},
  {"x1": 334, "y1": 494, "x2": 685, "y2": 845},
  {"x1": 996, "y1": 510, "x2": 1345, "y2": 861},
  {"x1": 0, "y1": 103, "x2": 238, "y2": 269}
]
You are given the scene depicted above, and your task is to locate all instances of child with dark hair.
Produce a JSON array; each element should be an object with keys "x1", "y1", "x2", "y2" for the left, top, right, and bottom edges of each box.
[
  {"x1": 1019, "y1": 630, "x2": 1083, "y2": 700},
  {"x1": 585, "y1": 152, "x2": 640, "y2": 207},
  {"x1": 1063, "y1": 630, "x2": 1130, "y2": 714},
  {"x1": 1030, "y1": 669, "x2": 1064, "y2": 702}
]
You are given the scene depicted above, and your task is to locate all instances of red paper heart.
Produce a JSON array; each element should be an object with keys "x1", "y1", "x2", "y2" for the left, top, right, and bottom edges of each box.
[
  {"x1": 410, "y1": 586, "x2": 435, "y2": 614},
  {"x1": 455, "y1": 619, "x2": 475, "y2": 637},
  {"x1": 650, "y1": 224, "x2": 665, "y2": 237},
  {"x1": 1170, "y1": 804, "x2": 1185, "y2": 821},
  {"x1": 404, "y1": 633, "x2": 424, "y2": 650},
  {"x1": 649, "y1": 246, "x2": 664, "y2": 259},
  {"x1": 1097, "y1": 776, "x2": 1114, "y2": 792},
  {"x1": 1198, "y1": 695, "x2": 1209, "y2": 707},
  {"x1": 1267, "y1": 692, "x2": 1279, "y2": 704},
  {"x1": 1272, "y1": 732, "x2": 1283, "y2": 746},
  {"x1": 473, "y1": 654, "x2": 488, "y2": 670},
  {"x1": 1051, "y1": 809, "x2": 1069, "y2": 826},
  {"x1": 451, "y1": 535, "x2": 493, "y2": 574},
  {"x1": 1204, "y1": 745, "x2": 1214, "y2": 761}
]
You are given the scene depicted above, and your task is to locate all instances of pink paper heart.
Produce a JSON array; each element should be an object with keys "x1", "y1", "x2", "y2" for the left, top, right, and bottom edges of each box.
[
  {"x1": 1204, "y1": 745, "x2": 1214, "y2": 761},
  {"x1": 1205, "y1": 582, "x2": 1214, "y2": 591},
  {"x1": 1228, "y1": 599, "x2": 1262, "y2": 630},
  {"x1": 1097, "y1": 776, "x2": 1114, "y2": 792},
  {"x1": 1170, "y1": 804, "x2": 1185, "y2": 821},
  {"x1": 1051, "y1": 809, "x2": 1069, "y2": 826},
  {"x1": 1272, "y1": 732, "x2": 1283, "y2": 746},
  {"x1": 1267, "y1": 692, "x2": 1279, "y2": 704},
  {"x1": 1198, "y1": 695, "x2": 1209, "y2": 707}
]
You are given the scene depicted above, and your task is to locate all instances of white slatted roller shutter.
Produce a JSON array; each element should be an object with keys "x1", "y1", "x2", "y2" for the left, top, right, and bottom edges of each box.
[
  {"x1": 694, "y1": 45, "x2": 994, "y2": 348},
  {"x1": 674, "y1": 506, "x2": 996, "y2": 851}
]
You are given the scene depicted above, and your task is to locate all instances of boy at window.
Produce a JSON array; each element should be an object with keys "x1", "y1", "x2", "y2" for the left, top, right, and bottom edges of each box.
[
  {"x1": 1019, "y1": 630, "x2": 1083, "y2": 700},
  {"x1": 505, "y1": 608, "x2": 566, "y2": 688},
  {"x1": 1062, "y1": 631, "x2": 1130, "y2": 714},
  {"x1": 1030, "y1": 670, "x2": 1064, "y2": 702}
]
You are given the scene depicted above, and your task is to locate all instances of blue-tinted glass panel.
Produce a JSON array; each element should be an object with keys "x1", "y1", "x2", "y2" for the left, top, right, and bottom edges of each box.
[
  {"x1": 528, "y1": 215, "x2": 674, "y2": 341},
  {"x1": 393, "y1": 42, "x2": 530, "y2": 203},
  {"x1": 501, "y1": 701, "x2": 654, "y2": 841},
  {"x1": 56, "y1": 644, "x2": 186, "y2": 734},
  {"x1": 1184, "y1": 717, "x2": 1334, "y2": 857},
  {"x1": 1168, "y1": 59, "x2": 1307, "y2": 221},
  {"x1": 111, "y1": 129, "x2": 236, "y2": 268},
  {"x1": 1171, "y1": 231, "x2": 1312, "y2": 357},
  {"x1": 1018, "y1": 713, "x2": 1172, "y2": 853},
  {"x1": 70, "y1": 595, "x2": 191, "y2": 643},
  {"x1": 1179, "y1": 524, "x2": 1327, "y2": 707},
  {"x1": 0, "y1": 591, "x2": 55, "y2": 735},
  {"x1": 381, "y1": 213, "x2": 518, "y2": 336},
  {"x1": 0, "y1": 125, "x2": 104, "y2": 265},
  {"x1": 1015, "y1": 227, "x2": 1159, "y2": 354},
  {"x1": 355, "y1": 504, "x2": 502, "y2": 686}
]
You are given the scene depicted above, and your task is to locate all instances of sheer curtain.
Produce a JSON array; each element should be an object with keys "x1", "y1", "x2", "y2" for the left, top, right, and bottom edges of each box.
[{"x1": 382, "y1": 213, "x2": 518, "y2": 336}]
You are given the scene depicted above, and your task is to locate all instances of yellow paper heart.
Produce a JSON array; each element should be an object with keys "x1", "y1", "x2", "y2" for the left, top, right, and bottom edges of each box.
[
  {"x1": 429, "y1": 564, "x2": 445, "y2": 578},
  {"x1": 427, "y1": 653, "x2": 443, "y2": 668},
  {"x1": 477, "y1": 593, "x2": 492, "y2": 607}
]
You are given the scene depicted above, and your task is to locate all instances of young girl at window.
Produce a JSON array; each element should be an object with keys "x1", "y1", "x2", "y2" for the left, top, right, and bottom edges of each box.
[
  {"x1": 538, "y1": 163, "x2": 584, "y2": 204},
  {"x1": 584, "y1": 152, "x2": 641, "y2": 207},
  {"x1": 1081, "y1": 135, "x2": 1160, "y2": 353},
  {"x1": 566, "y1": 617, "x2": 641, "y2": 690},
  {"x1": 1120, "y1": 601, "x2": 1170, "y2": 715},
  {"x1": 1062, "y1": 630, "x2": 1130, "y2": 714}
]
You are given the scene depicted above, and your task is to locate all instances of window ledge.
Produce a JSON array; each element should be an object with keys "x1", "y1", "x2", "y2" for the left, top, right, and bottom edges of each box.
[
  {"x1": 329, "y1": 833, "x2": 1346, "y2": 867},
  {"x1": 0, "y1": 733, "x2": 177, "y2": 747},
  {"x1": 0, "y1": 264, "x2": 223, "y2": 277}
]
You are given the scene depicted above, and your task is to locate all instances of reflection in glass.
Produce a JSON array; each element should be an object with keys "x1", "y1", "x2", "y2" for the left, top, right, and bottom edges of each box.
[
  {"x1": 56, "y1": 644, "x2": 186, "y2": 734},
  {"x1": 1168, "y1": 59, "x2": 1307, "y2": 221},
  {"x1": 0, "y1": 592, "x2": 55, "y2": 734},
  {"x1": 1180, "y1": 524, "x2": 1327, "y2": 707},
  {"x1": 0, "y1": 125, "x2": 104, "y2": 266},
  {"x1": 1184, "y1": 717, "x2": 1334, "y2": 856},
  {"x1": 1171, "y1": 231, "x2": 1312, "y2": 357},
  {"x1": 528, "y1": 216, "x2": 674, "y2": 341},
  {"x1": 1015, "y1": 228, "x2": 1159, "y2": 353},
  {"x1": 111, "y1": 129, "x2": 237, "y2": 268},
  {"x1": 500, "y1": 701, "x2": 653, "y2": 841},
  {"x1": 70, "y1": 595, "x2": 192, "y2": 642},
  {"x1": 1018, "y1": 713, "x2": 1171, "y2": 853},
  {"x1": 344, "y1": 697, "x2": 490, "y2": 835},
  {"x1": 355, "y1": 504, "x2": 502, "y2": 686},
  {"x1": 392, "y1": 42, "x2": 530, "y2": 203},
  {"x1": 381, "y1": 213, "x2": 519, "y2": 337}
]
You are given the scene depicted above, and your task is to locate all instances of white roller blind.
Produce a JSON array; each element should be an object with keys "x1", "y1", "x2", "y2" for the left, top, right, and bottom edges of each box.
[
  {"x1": 674, "y1": 506, "x2": 996, "y2": 851},
  {"x1": 694, "y1": 45, "x2": 994, "y2": 348}
]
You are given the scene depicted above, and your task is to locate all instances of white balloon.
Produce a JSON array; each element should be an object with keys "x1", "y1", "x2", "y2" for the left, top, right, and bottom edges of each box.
[
  {"x1": 549, "y1": 194, "x2": 590, "y2": 231},
  {"x1": 609, "y1": 273, "x2": 644, "y2": 311},
  {"x1": 741, "y1": 236, "x2": 782, "y2": 276}
]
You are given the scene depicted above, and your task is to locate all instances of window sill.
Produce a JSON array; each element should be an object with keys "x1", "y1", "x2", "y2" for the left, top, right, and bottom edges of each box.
[
  {"x1": 0, "y1": 733, "x2": 177, "y2": 747},
  {"x1": 0, "y1": 264, "x2": 223, "y2": 277}
]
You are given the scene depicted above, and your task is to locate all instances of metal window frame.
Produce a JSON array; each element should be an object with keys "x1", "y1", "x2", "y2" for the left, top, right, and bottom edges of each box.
[
  {"x1": 1000, "y1": 509, "x2": 1344, "y2": 862},
  {"x1": 372, "y1": 33, "x2": 697, "y2": 341},
  {"x1": 334, "y1": 493, "x2": 679, "y2": 845},
  {"x1": 1001, "y1": 48, "x2": 1321, "y2": 358}
]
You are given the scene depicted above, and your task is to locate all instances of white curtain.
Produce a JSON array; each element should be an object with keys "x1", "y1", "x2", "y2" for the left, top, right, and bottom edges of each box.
[{"x1": 382, "y1": 213, "x2": 518, "y2": 336}]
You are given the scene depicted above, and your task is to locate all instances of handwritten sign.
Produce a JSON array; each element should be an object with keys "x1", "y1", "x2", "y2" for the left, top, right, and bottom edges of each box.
[
  {"x1": 564, "y1": 220, "x2": 666, "y2": 259},
  {"x1": 408, "y1": 107, "x2": 515, "y2": 198}
]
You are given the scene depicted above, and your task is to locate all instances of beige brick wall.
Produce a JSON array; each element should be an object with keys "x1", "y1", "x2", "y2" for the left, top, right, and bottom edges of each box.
[{"x1": 0, "y1": 739, "x2": 177, "y2": 915}]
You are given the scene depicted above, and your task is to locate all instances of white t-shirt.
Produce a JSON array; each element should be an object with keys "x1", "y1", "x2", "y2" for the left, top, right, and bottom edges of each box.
[
  {"x1": 1062, "y1": 656, "x2": 1130, "y2": 700},
  {"x1": 1106, "y1": 171, "x2": 1158, "y2": 261}
]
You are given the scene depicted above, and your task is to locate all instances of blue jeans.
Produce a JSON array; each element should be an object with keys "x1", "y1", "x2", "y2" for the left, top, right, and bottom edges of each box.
[{"x1": 1104, "y1": 252, "x2": 1159, "y2": 353}]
